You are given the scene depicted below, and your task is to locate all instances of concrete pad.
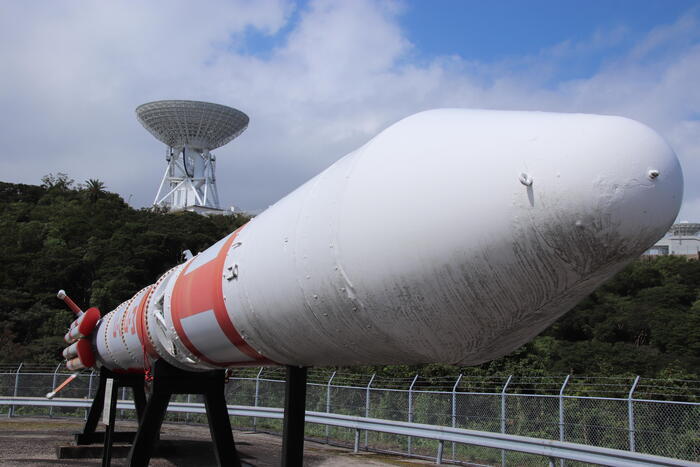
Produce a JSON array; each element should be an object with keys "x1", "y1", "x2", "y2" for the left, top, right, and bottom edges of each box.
[{"x1": 0, "y1": 418, "x2": 434, "y2": 466}]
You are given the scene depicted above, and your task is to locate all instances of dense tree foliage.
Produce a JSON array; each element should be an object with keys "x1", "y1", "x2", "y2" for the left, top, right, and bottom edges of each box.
[
  {"x1": 0, "y1": 177, "x2": 698, "y2": 379},
  {"x1": 0, "y1": 176, "x2": 248, "y2": 362}
]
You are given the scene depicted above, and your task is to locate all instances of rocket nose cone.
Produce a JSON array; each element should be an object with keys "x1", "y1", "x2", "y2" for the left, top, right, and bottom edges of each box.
[
  {"x1": 467, "y1": 115, "x2": 684, "y2": 364},
  {"x1": 613, "y1": 121, "x2": 683, "y2": 242},
  {"x1": 522, "y1": 115, "x2": 683, "y2": 275},
  {"x1": 613, "y1": 118, "x2": 683, "y2": 236}
]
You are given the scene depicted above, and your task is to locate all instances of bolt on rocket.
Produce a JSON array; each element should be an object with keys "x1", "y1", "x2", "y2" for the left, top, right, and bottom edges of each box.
[{"x1": 59, "y1": 109, "x2": 683, "y2": 373}]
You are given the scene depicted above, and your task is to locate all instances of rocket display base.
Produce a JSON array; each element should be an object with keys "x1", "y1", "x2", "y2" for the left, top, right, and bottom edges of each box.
[
  {"x1": 126, "y1": 359, "x2": 241, "y2": 467},
  {"x1": 75, "y1": 368, "x2": 147, "y2": 446}
]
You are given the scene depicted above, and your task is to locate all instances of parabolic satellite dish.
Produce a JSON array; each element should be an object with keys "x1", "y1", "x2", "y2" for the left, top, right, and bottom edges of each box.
[
  {"x1": 136, "y1": 100, "x2": 249, "y2": 214},
  {"x1": 136, "y1": 100, "x2": 249, "y2": 150}
]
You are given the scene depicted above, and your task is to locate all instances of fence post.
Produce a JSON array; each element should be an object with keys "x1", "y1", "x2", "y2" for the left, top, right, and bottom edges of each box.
[
  {"x1": 10, "y1": 363, "x2": 23, "y2": 418},
  {"x1": 628, "y1": 376, "x2": 640, "y2": 452},
  {"x1": 49, "y1": 363, "x2": 61, "y2": 418},
  {"x1": 500, "y1": 375, "x2": 513, "y2": 467},
  {"x1": 451, "y1": 373, "x2": 463, "y2": 460},
  {"x1": 407, "y1": 374, "x2": 419, "y2": 456},
  {"x1": 253, "y1": 367, "x2": 263, "y2": 432},
  {"x1": 87, "y1": 369, "x2": 94, "y2": 397},
  {"x1": 325, "y1": 371, "x2": 336, "y2": 443},
  {"x1": 85, "y1": 369, "x2": 94, "y2": 420},
  {"x1": 558, "y1": 375, "x2": 570, "y2": 467},
  {"x1": 364, "y1": 373, "x2": 375, "y2": 449},
  {"x1": 120, "y1": 386, "x2": 127, "y2": 420}
]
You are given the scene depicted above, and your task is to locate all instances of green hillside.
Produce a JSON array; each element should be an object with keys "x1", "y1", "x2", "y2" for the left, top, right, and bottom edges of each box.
[
  {"x1": 1, "y1": 175, "x2": 698, "y2": 379},
  {"x1": 0, "y1": 175, "x2": 248, "y2": 362}
]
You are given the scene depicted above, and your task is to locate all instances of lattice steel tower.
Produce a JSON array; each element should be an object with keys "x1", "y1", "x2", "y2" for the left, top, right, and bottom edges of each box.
[{"x1": 136, "y1": 100, "x2": 249, "y2": 215}]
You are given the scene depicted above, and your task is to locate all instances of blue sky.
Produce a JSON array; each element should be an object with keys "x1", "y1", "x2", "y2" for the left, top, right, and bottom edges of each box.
[
  {"x1": 0, "y1": 0, "x2": 699, "y2": 219},
  {"x1": 243, "y1": 1, "x2": 700, "y2": 78},
  {"x1": 402, "y1": 1, "x2": 698, "y2": 60},
  {"x1": 399, "y1": 1, "x2": 700, "y2": 87}
]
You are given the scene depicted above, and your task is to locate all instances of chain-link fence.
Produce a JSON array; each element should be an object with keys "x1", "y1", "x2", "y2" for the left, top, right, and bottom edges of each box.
[{"x1": 2, "y1": 364, "x2": 699, "y2": 465}]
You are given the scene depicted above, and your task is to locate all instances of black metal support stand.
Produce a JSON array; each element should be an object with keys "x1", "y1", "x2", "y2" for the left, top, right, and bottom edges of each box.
[
  {"x1": 281, "y1": 366, "x2": 308, "y2": 467},
  {"x1": 76, "y1": 368, "x2": 147, "y2": 445},
  {"x1": 126, "y1": 359, "x2": 241, "y2": 467},
  {"x1": 72, "y1": 362, "x2": 310, "y2": 466}
]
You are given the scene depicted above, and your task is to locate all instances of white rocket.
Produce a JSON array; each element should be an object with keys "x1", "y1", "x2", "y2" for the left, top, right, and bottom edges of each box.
[{"x1": 60, "y1": 109, "x2": 683, "y2": 372}]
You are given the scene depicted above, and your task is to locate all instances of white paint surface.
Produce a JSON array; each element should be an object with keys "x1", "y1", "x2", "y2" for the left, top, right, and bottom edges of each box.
[
  {"x1": 222, "y1": 109, "x2": 683, "y2": 366},
  {"x1": 180, "y1": 309, "x2": 254, "y2": 364},
  {"x1": 185, "y1": 233, "x2": 232, "y2": 274}
]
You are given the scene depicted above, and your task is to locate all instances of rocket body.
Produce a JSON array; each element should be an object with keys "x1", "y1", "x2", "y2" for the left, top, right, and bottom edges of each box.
[{"x1": 84, "y1": 109, "x2": 683, "y2": 372}]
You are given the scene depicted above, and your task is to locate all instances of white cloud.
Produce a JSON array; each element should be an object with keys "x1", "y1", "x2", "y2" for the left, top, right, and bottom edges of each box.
[{"x1": 0, "y1": 0, "x2": 698, "y2": 220}]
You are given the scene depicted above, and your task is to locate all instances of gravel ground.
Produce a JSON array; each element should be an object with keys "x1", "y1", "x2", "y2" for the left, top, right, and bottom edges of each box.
[{"x1": 0, "y1": 418, "x2": 433, "y2": 466}]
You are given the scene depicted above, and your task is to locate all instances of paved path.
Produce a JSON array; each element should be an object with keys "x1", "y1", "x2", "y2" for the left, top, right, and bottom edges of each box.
[{"x1": 0, "y1": 418, "x2": 433, "y2": 466}]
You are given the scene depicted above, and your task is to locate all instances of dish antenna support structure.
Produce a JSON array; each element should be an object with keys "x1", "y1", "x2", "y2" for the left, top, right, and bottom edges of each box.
[{"x1": 136, "y1": 100, "x2": 249, "y2": 215}]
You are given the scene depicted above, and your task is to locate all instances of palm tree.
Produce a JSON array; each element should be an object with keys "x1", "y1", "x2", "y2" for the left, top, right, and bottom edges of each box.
[{"x1": 84, "y1": 179, "x2": 106, "y2": 203}]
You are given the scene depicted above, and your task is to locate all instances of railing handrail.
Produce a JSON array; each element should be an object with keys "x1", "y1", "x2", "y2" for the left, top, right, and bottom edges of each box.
[{"x1": 0, "y1": 396, "x2": 695, "y2": 466}]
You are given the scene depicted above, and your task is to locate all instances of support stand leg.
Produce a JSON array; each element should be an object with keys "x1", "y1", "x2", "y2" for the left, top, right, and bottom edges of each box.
[
  {"x1": 132, "y1": 383, "x2": 147, "y2": 422},
  {"x1": 74, "y1": 369, "x2": 145, "y2": 446},
  {"x1": 127, "y1": 359, "x2": 240, "y2": 467},
  {"x1": 205, "y1": 383, "x2": 241, "y2": 466},
  {"x1": 282, "y1": 366, "x2": 307, "y2": 467},
  {"x1": 81, "y1": 370, "x2": 107, "y2": 439},
  {"x1": 127, "y1": 387, "x2": 171, "y2": 467}
]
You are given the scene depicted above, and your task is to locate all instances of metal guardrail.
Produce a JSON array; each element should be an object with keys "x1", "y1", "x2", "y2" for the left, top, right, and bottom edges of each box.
[
  {"x1": 1, "y1": 396, "x2": 696, "y2": 466},
  {"x1": 3, "y1": 367, "x2": 700, "y2": 464},
  {"x1": 262, "y1": 371, "x2": 700, "y2": 465}
]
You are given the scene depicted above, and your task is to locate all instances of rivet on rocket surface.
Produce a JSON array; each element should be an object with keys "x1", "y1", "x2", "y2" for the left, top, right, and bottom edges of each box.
[
  {"x1": 648, "y1": 169, "x2": 660, "y2": 180},
  {"x1": 519, "y1": 172, "x2": 533, "y2": 186}
]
